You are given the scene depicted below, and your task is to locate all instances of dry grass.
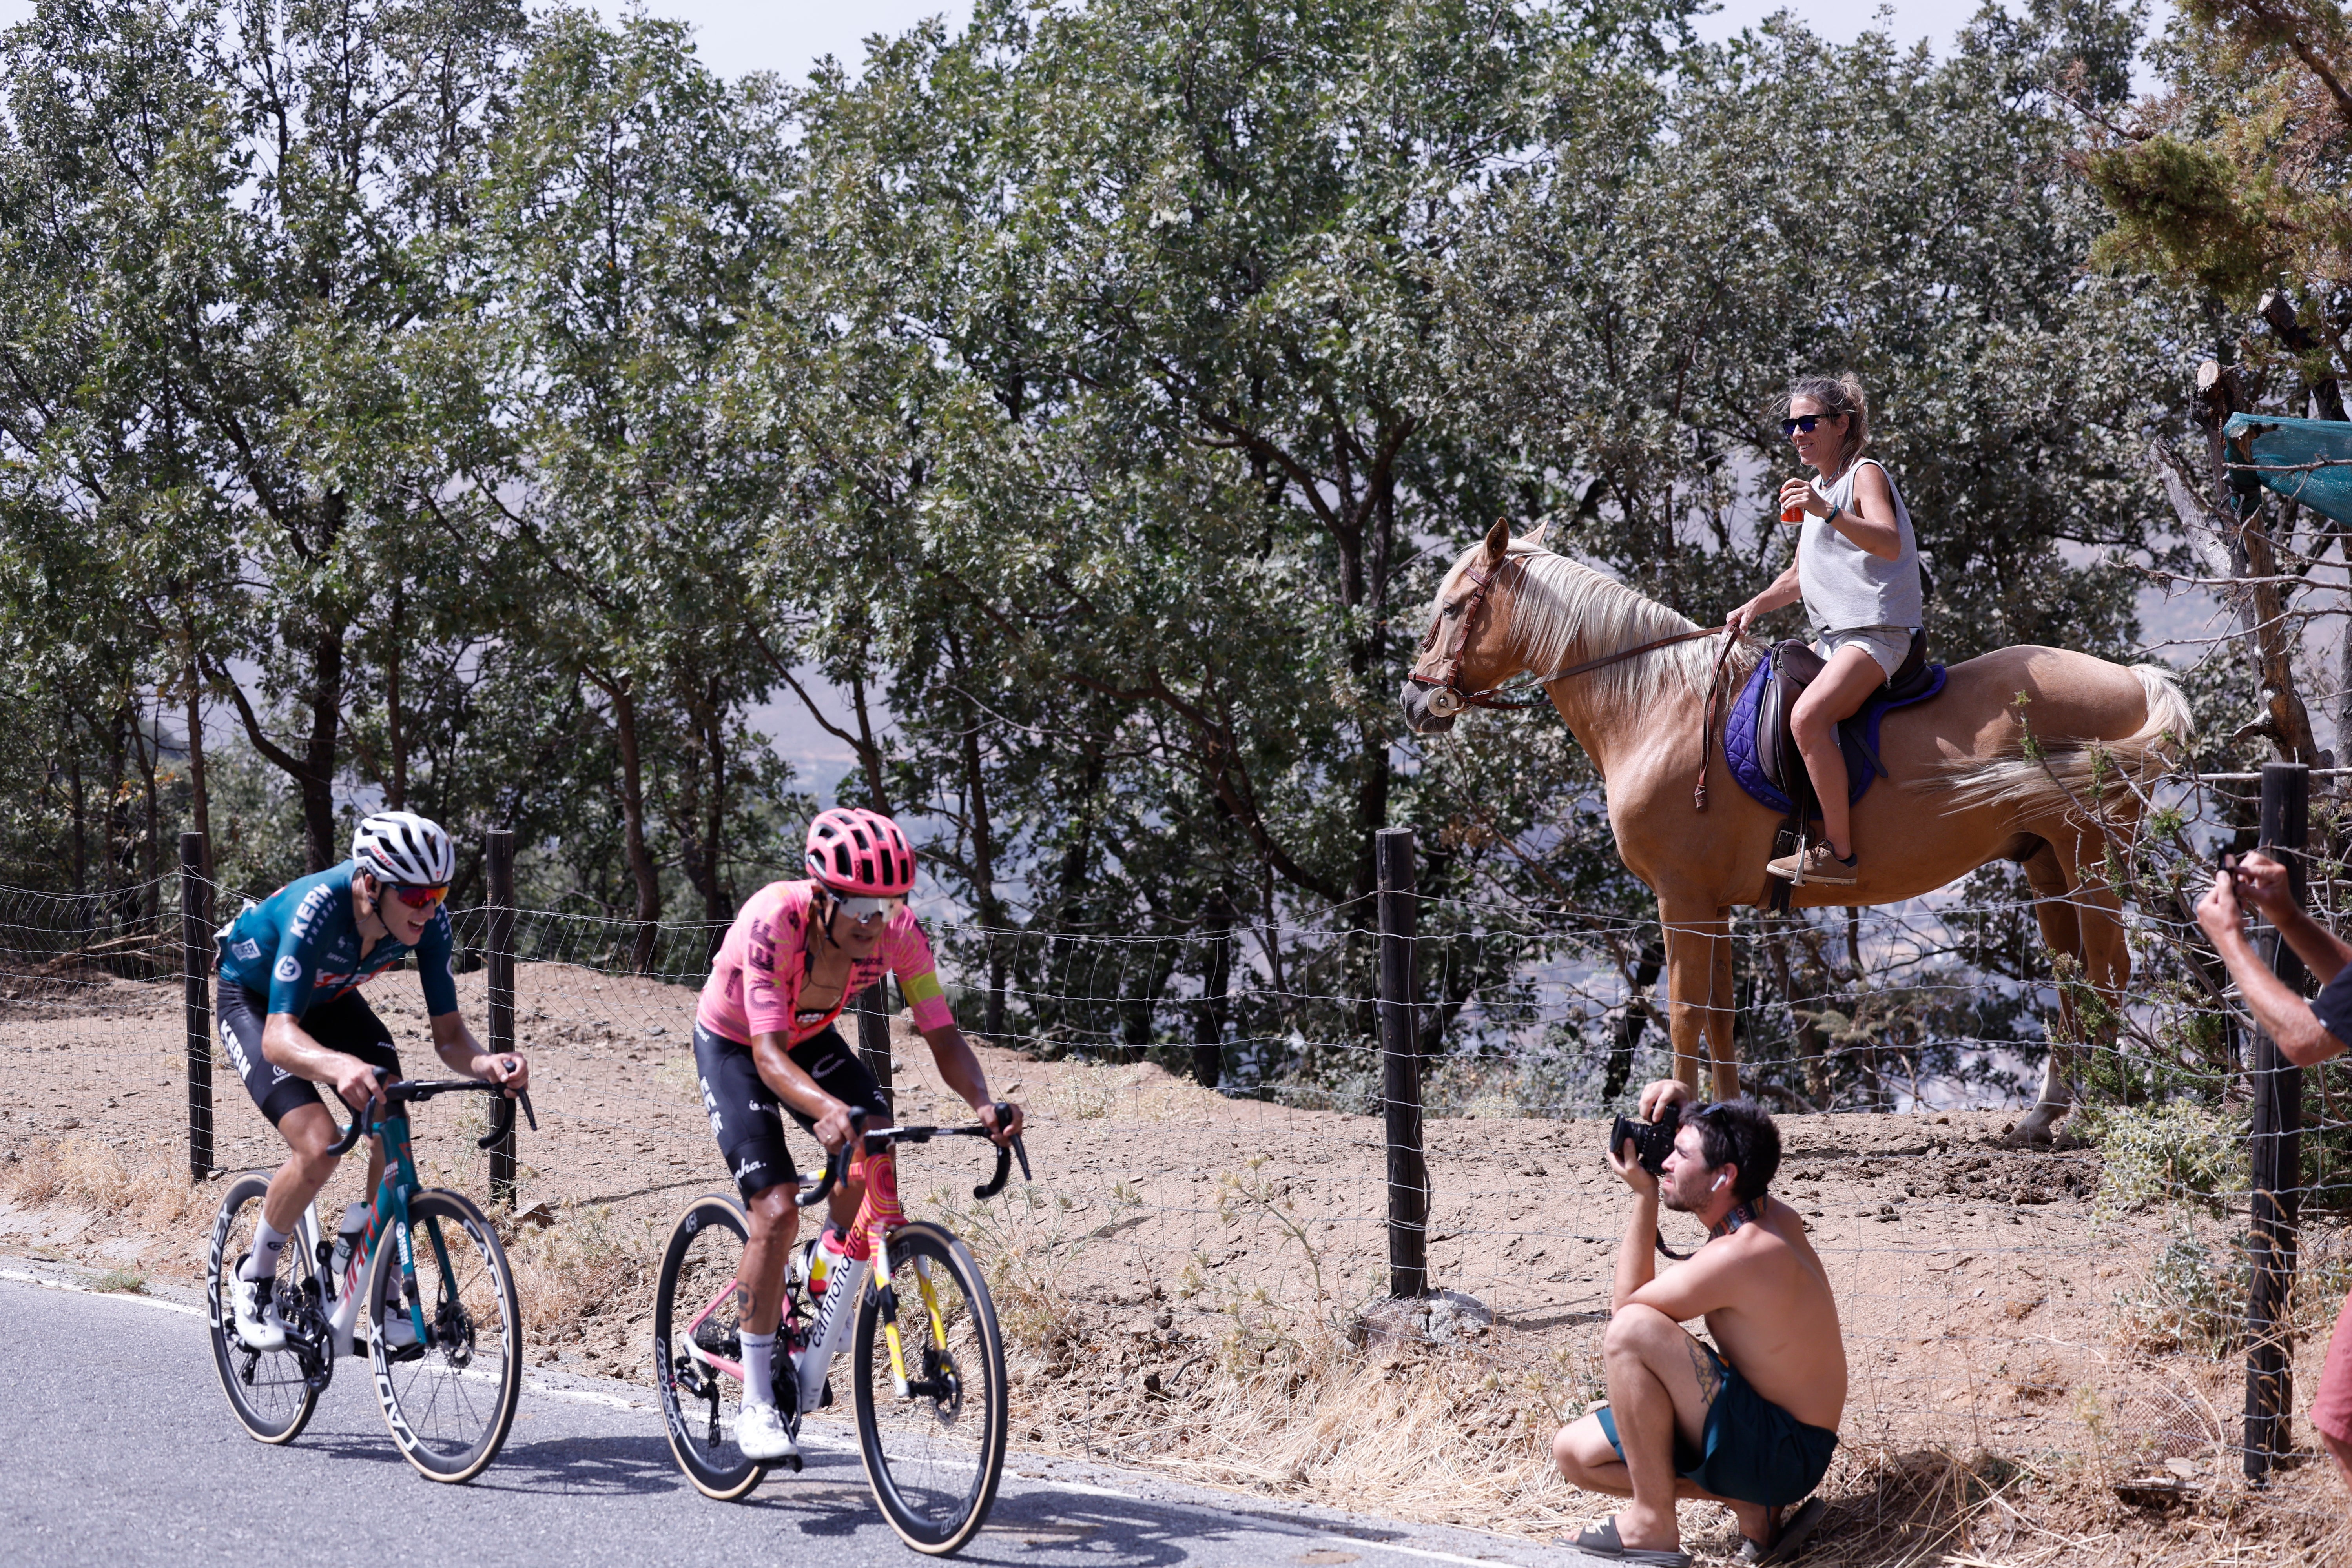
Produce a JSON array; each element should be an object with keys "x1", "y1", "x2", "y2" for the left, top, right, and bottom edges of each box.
[{"x1": 0, "y1": 1134, "x2": 214, "y2": 1237}]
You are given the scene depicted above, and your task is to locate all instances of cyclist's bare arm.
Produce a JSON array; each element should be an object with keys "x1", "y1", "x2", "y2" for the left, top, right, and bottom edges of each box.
[
  {"x1": 750, "y1": 1031, "x2": 860, "y2": 1151},
  {"x1": 261, "y1": 1013, "x2": 387, "y2": 1113},
  {"x1": 427, "y1": 1010, "x2": 529, "y2": 1093},
  {"x1": 919, "y1": 1022, "x2": 1025, "y2": 1144}
]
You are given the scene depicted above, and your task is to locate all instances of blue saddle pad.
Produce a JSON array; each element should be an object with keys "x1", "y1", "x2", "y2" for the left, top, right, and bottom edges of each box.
[{"x1": 1725, "y1": 659, "x2": 1946, "y2": 816}]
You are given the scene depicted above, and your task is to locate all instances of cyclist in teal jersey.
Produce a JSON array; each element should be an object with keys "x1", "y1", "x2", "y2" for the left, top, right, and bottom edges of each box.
[{"x1": 214, "y1": 811, "x2": 529, "y2": 1350}]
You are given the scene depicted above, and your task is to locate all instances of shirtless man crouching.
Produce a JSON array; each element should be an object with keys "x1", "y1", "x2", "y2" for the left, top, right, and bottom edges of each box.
[{"x1": 1553, "y1": 1083, "x2": 1847, "y2": 1568}]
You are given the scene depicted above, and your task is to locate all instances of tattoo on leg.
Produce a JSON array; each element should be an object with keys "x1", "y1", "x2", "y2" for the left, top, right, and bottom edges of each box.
[
  {"x1": 1686, "y1": 1335, "x2": 1723, "y2": 1408},
  {"x1": 730, "y1": 1281, "x2": 754, "y2": 1319}
]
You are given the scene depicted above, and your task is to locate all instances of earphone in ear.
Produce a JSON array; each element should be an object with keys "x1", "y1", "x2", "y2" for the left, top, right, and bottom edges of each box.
[{"x1": 1711, "y1": 1174, "x2": 1728, "y2": 1191}]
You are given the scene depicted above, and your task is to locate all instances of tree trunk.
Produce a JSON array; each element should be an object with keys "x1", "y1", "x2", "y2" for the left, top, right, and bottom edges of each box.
[
  {"x1": 300, "y1": 622, "x2": 347, "y2": 872},
  {"x1": 181, "y1": 619, "x2": 211, "y2": 881},
  {"x1": 851, "y1": 667, "x2": 888, "y2": 812},
  {"x1": 135, "y1": 696, "x2": 161, "y2": 924},
  {"x1": 386, "y1": 585, "x2": 406, "y2": 810},
  {"x1": 956, "y1": 689, "x2": 1007, "y2": 1038},
  {"x1": 1192, "y1": 891, "x2": 1234, "y2": 1089},
  {"x1": 2183, "y1": 363, "x2": 2318, "y2": 761},
  {"x1": 67, "y1": 731, "x2": 86, "y2": 897},
  {"x1": 606, "y1": 675, "x2": 662, "y2": 973}
]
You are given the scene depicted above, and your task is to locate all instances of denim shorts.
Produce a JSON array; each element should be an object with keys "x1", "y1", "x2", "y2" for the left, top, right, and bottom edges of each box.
[{"x1": 1813, "y1": 625, "x2": 1916, "y2": 683}]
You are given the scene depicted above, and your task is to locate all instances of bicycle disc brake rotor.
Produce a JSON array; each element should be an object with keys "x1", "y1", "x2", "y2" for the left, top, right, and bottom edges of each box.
[
  {"x1": 434, "y1": 1298, "x2": 476, "y2": 1368},
  {"x1": 922, "y1": 1347, "x2": 963, "y2": 1425}
]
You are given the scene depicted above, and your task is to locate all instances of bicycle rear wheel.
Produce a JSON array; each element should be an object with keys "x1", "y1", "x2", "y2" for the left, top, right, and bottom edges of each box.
[
  {"x1": 654, "y1": 1193, "x2": 775, "y2": 1500},
  {"x1": 366, "y1": 1189, "x2": 522, "y2": 1483},
  {"x1": 206, "y1": 1173, "x2": 327, "y2": 1443},
  {"x1": 852, "y1": 1221, "x2": 1008, "y2": 1555}
]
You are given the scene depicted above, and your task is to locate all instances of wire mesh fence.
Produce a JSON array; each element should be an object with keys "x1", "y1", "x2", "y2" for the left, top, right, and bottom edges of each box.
[{"x1": 3, "y1": 803, "x2": 2350, "y2": 1501}]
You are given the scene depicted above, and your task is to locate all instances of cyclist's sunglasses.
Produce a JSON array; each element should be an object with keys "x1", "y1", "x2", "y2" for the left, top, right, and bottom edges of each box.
[
  {"x1": 1779, "y1": 414, "x2": 1831, "y2": 435},
  {"x1": 837, "y1": 894, "x2": 906, "y2": 925},
  {"x1": 389, "y1": 883, "x2": 449, "y2": 909}
]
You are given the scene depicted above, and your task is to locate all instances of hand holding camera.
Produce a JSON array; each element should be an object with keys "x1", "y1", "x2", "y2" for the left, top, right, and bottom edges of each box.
[{"x1": 1608, "y1": 1080, "x2": 1693, "y2": 1193}]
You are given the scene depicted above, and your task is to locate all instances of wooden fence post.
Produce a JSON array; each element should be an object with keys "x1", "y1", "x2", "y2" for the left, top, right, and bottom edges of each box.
[
  {"x1": 486, "y1": 828, "x2": 517, "y2": 1208},
  {"x1": 181, "y1": 832, "x2": 213, "y2": 1179},
  {"x1": 2245, "y1": 761, "x2": 2308, "y2": 1482},
  {"x1": 1377, "y1": 827, "x2": 1427, "y2": 1299}
]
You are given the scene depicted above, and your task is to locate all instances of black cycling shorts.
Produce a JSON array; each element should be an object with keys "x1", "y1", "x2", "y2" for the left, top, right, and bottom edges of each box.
[
  {"x1": 693, "y1": 1022, "x2": 888, "y2": 1200},
  {"x1": 216, "y1": 981, "x2": 404, "y2": 1128}
]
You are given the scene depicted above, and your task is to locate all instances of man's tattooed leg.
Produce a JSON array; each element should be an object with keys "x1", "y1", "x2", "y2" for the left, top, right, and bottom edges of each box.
[{"x1": 1685, "y1": 1333, "x2": 1723, "y2": 1408}]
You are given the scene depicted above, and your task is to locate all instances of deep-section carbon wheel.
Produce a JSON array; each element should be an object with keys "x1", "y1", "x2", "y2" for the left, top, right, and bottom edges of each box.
[
  {"x1": 367, "y1": 1189, "x2": 521, "y2": 1483},
  {"x1": 852, "y1": 1221, "x2": 1008, "y2": 1555},
  {"x1": 206, "y1": 1173, "x2": 326, "y2": 1444},
  {"x1": 654, "y1": 1193, "x2": 778, "y2": 1500}
]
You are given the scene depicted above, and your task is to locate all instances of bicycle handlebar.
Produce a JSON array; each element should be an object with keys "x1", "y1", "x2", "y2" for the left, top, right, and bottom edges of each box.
[
  {"x1": 795, "y1": 1102, "x2": 1032, "y2": 1207},
  {"x1": 324, "y1": 1071, "x2": 538, "y2": 1158}
]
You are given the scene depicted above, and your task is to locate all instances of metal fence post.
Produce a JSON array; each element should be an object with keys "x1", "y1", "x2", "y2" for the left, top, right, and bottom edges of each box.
[
  {"x1": 1377, "y1": 827, "x2": 1427, "y2": 1298},
  {"x1": 486, "y1": 828, "x2": 517, "y2": 1208},
  {"x1": 181, "y1": 832, "x2": 213, "y2": 1179},
  {"x1": 2245, "y1": 760, "x2": 2308, "y2": 1482},
  {"x1": 857, "y1": 980, "x2": 895, "y2": 1118}
]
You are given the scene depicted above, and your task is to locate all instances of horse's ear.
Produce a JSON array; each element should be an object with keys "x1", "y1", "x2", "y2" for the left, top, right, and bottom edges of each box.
[
  {"x1": 1480, "y1": 517, "x2": 1511, "y2": 565},
  {"x1": 1518, "y1": 521, "x2": 1551, "y2": 548}
]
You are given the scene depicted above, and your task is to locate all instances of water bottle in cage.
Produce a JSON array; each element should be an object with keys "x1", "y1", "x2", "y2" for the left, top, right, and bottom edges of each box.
[{"x1": 330, "y1": 1202, "x2": 370, "y2": 1294}]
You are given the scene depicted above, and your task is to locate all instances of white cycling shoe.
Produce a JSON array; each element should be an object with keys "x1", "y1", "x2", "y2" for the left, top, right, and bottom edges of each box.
[
  {"x1": 230, "y1": 1264, "x2": 289, "y2": 1351},
  {"x1": 371, "y1": 1309, "x2": 420, "y2": 1351},
  {"x1": 736, "y1": 1401, "x2": 799, "y2": 1462}
]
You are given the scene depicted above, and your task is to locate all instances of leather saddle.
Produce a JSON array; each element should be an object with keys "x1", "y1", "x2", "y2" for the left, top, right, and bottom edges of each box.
[{"x1": 1756, "y1": 628, "x2": 1938, "y2": 910}]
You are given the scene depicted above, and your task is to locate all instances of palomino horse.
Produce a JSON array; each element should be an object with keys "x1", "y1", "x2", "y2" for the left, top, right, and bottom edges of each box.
[{"x1": 1399, "y1": 520, "x2": 2192, "y2": 1142}]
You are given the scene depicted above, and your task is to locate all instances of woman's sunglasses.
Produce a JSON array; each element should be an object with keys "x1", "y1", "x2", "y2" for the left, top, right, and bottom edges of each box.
[
  {"x1": 1780, "y1": 414, "x2": 1832, "y2": 435},
  {"x1": 837, "y1": 894, "x2": 906, "y2": 925},
  {"x1": 389, "y1": 883, "x2": 448, "y2": 909}
]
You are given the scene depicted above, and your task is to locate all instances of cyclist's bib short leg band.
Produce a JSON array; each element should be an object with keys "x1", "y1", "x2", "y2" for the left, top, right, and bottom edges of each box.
[
  {"x1": 215, "y1": 982, "x2": 405, "y2": 1128},
  {"x1": 693, "y1": 1022, "x2": 890, "y2": 1201}
]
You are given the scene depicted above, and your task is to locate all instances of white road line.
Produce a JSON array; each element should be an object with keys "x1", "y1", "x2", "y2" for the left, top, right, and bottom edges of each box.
[
  {"x1": 1323, "y1": 1537, "x2": 1522, "y2": 1567},
  {"x1": 0, "y1": 1268, "x2": 204, "y2": 1317},
  {"x1": 1047, "y1": 1480, "x2": 1139, "y2": 1499}
]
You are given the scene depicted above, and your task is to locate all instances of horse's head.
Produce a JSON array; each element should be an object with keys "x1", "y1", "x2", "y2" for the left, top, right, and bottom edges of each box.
[{"x1": 1399, "y1": 517, "x2": 1546, "y2": 735}]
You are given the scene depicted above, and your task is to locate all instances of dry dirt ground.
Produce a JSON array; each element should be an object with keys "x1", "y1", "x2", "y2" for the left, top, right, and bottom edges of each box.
[{"x1": 6, "y1": 963, "x2": 2352, "y2": 1564}]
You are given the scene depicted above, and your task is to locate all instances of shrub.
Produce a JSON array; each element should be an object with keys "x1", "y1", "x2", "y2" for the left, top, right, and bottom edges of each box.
[{"x1": 2089, "y1": 1101, "x2": 2242, "y2": 1217}]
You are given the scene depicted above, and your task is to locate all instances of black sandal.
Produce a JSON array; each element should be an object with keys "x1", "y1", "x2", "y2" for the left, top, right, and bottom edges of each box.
[{"x1": 1559, "y1": 1515, "x2": 1693, "y2": 1567}]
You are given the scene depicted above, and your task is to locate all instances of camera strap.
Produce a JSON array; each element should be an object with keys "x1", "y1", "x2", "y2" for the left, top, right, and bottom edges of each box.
[{"x1": 1657, "y1": 1195, "x2": 1768, "y2": 1263}]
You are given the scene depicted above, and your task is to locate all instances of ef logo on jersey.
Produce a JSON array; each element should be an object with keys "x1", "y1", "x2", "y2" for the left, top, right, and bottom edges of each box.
[{"x1": 274, "y1": 954, "x2": 303, "y2": 984}]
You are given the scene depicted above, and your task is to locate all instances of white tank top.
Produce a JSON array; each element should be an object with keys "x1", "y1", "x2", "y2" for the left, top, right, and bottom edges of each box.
[{"x1": 1796, "y1": 457, "x2": 1924, "y2": 633}]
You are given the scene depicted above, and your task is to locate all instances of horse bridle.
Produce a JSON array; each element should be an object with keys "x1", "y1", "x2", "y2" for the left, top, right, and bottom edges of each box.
[{"x1": 1408, "y1": 554, "x2": 1731, "y2": 719}]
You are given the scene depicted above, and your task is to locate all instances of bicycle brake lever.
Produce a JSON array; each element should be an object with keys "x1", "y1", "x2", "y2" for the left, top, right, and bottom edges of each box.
[
  {"x1": 517, "y1": 1088, "x2": 537, "y2": 1133},
  {"x1": 1010, "y1": 1132, "x2": 1031, "y2": 1184}
]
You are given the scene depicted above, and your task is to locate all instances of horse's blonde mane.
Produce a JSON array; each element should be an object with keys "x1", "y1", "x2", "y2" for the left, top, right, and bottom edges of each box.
[{"x1": 1475, "y1": 541, "x2": 1758, "y2": 707}]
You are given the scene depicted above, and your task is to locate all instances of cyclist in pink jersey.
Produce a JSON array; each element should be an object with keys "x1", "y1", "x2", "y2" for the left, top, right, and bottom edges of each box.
[{"x1": 692, "y1": 806, "x2": 1023, "y2": 1463}]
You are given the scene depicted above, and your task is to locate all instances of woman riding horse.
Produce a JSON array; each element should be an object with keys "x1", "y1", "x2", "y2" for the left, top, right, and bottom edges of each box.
[{"x1": 1725, "y1": 373, "x2": 1923, "y2": 888}]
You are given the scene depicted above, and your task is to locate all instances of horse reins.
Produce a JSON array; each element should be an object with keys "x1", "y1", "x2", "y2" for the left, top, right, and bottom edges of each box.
[{"x1": 1407, "y1": 552, "x2": 1746, "y2": 812}]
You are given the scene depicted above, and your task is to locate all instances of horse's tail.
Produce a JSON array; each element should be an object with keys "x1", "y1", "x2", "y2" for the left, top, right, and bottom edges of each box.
[{"x1": 1932, "y1": 663, "x2": 2195, "y2": 821}]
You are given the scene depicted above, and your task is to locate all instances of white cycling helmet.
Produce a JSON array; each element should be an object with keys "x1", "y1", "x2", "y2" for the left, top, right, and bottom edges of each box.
[{"x1": 352, "y1": 810, "x2": 456, "y2": 886}]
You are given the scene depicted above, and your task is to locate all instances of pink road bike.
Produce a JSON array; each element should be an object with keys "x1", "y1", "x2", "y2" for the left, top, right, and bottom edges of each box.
[{"x1": 653, "y1": 1108, "x2": 1030, "y2": 1555}]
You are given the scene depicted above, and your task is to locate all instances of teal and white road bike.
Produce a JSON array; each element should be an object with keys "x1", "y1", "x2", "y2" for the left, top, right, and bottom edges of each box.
[{"x1": 204, "y1": 1076, "x2": 536, "y2": 1483}]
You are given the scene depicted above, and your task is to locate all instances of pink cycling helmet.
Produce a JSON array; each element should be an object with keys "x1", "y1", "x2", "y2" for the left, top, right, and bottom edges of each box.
[{"x1": 805, "y1": 807, "x2": 916, "y2": 897}]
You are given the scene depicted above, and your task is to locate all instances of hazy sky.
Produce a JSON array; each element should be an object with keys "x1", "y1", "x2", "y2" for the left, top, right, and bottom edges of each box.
[{"x1": 0, "y1": 3, "x2": 2144, "y2": 86}]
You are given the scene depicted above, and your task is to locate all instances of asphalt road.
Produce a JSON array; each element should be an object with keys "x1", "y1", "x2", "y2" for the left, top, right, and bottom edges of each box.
[{"x1": 0, "y1": 1263, "x2": 1589, "y2": 1568}]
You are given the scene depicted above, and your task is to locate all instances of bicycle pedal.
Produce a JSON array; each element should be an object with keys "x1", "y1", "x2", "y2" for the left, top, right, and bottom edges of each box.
[
  {"x1": 782, "y1": 1453, "x2": 805, "y2": 1475},
  {"x1": 818, "y1": 1377, "x2": 833, "y2": 1410}
]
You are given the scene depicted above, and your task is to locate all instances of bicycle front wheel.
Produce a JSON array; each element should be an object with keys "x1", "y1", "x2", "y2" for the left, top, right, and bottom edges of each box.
[
  {"x1": 654, "y1": 1193, "x2": 772, "y2": 1500},
  {"x1": 367, "y1": 1189, "x2": 522, "y2": 1483},
  {"x1": 852, "y1": 1221, "x2": 1008, "y2": 1555},
  {"x1": 206, "y1": 1173, "x2": 325, "y2": 1444}
]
